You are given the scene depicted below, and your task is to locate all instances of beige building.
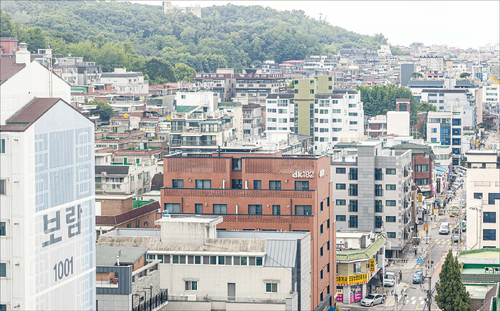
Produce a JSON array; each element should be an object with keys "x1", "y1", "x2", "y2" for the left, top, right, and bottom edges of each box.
[{"x1": 466, "y1": 150, "x2": 500, "y2": 250}]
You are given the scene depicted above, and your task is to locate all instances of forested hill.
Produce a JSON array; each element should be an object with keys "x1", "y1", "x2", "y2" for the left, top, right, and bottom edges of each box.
[{"x1": 1, "y1": 1, "x2": 388, "y2": 77}]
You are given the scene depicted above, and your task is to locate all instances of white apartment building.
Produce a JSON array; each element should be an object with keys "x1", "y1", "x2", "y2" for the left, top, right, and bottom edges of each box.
[
  {"x1": 417, "y1": 56, "x2": 444, "y2": 72},
  {"x1": 420, "y1": 89, "x2": 472, "y2": 111},
  {"x1": 330, "y1": 141, "x2": 412, "y2": 258},
  {"x1": 0, "y1": 44, "x2": 95, "y2": 310},
  {"x1": 174, "y1": 91, "x2": 218, "y2": 116},
  {"x1": 99, "y1": 68, "x2": 149, "y2": 95},
  {"x1": 265, "y1": 91, "x2": 364, "y2": 154},
  {"x1": 162, "y1": 1, "x2": 201, "y2": 18},
  {"x1": 242, "y1": 104, "x2": 264, "y2": 139},
  {"x1": 98, "y1": 215, "x2": 311, "y2": 311},
  {"x1": 483, "y1": 84, "x2": 500, "y2": 103},
  {"x1": 465, "y1": 150, "x2": 500, "y2": 250},
  {"x1": 95, "y1": 163, "x2": 159, "y2": 196}
]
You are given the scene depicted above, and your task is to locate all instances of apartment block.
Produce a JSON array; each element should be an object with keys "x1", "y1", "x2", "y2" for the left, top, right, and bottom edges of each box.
[
  {"x1": 331, "y1": 141, "x2": 412, "y2": 258},
  {"x1": 99, "y1": 68, "x2": 149, "y2": 95},
  {"x1": 466, "y1": 150, "x2": 500, "y2": 250},
  {"x1": 159, "y1": 152, "x2": 336, "y2": 309}
]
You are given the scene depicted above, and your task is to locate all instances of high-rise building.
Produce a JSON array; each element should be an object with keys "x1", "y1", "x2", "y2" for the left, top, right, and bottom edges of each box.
[
  {"x1": 465, "y1": 150, "x2": 500, "y2": 250},
  {"x1": 265, "y1": 77, "x2": 364, "y2": 154},
  {"x1": 159, "y1": 152, "x2": 336, "y2": 309},
  {"x1": 331, "y1": 141, "x2": 412, "y2": 258},
  {"x1": 0, "y1": 44, "x2": 95, "y2": 310}
]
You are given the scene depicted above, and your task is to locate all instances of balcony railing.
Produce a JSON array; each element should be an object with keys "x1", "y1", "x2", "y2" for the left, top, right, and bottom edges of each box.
[{"x1": 223, "y1": 214, "x2": 313, "y2": 224}]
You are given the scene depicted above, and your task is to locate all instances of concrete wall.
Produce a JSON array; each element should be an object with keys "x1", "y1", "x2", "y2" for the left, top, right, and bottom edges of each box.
[{"x1": 387, "y1": 111, "x2": 410, "y2": 136}]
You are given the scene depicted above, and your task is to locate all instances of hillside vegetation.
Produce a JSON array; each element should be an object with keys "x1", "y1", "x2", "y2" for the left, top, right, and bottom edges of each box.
[{"x1": 1, "y1": 1, "x2": 388, "y2": 80}]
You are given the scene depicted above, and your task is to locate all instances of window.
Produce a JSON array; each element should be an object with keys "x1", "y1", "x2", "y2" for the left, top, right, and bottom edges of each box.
[
  {"x1": 414, "y1": 165, "x2": 429, "y2": 172},
  {"x1": 232, "y1": 158, "x2": 242, "y2": 171},
  {"x1": 349, "y1": 184, "x2": 358, "y2": 196},
  {"x1": 320, "y1": 269, "x2": 323, "y2": 280},
  {"x1": 320, "y1": 246, "x2": 324, "y2": 257},
  {"x1": 483, "y1": 212, "x2": 496, "y2": 223},
  {"x1": 248, "y1": 205, "x2": 262, "y2": 215},
  {"x1": 232, "y1": 179, "x2": 242, "y2": 189},
  {"x1": 375, "y1": 200, "x2": 383, "y2": 212},
  {"x1": 349, "y1": 168, "x2": 358, "y2": 180},
  {"x1": 295, "y1": 205, "x2": 312, "y2": 215},
  {"x1": 336, "y1": 168, "x2": 346, "y2": 174},
  {"x1": 336, "y1": 183, "x2": 346, "y2": 190},
  {"x1": 266, "y1": 283, "x2": 278, "y2": 293},
  {"x1": 336, "y1": 199, "x2": 346, "y2": 206},
  {"x1": 136, "y1": 220, "x2": 140, "y2": 228},
  {"x1": 387, "y1": 232, "x2": 396, "y2": 238},
  {"x1": 452, "y1": 118, "x2": 461, "y2": 126},
  {"x1": 386, "y1": 216, "x2": 396, "y2": 222},
  {"x1": 269, "y1": 180, "x2": 281, "y2": 190},
  {"x1": 213, "y1": 204, "x2": 227, "y2": 214},
  {"x1": 386, "y1": 168, "x2": 396, "y2": 175},
  {"x1": 336, "y1": 215, "x2": 346, "y2": 221},
  {"x1": 195, "y1": 180, "x2": 211, "y2": 189},
  {"x1": 273, "y1": 205, "x2": 280, "y2": 215},
  {"x1": 349, "y1": 215, "x2": 358, "y2": 228},
  {"x1": 375, "y1": 185, "x2": 383, "y2": 196},
  {"x1": 386, "y1": 200, "x2": 396, "y2": 206},
  {"x1": 349, "y1": 200, "x2": 358, "y2": 212},
  {"x1": 0, "y1": 222, "x2": 5, "y2": 236},
  {"x1": 386, "y1": 184, "x2": 396, "y2": 190},
  {"x1": 254, "y1": 180, "x2": 262, "y2": 189},
  {"x1": 483, "y1": 229, "x2": 496, "y2": 241},
  {"x1": 432, "y1": 128, "x2": 437, "y2": 133},
  {"x1": 164, "y1": 203, "x2": 180, "y2": 213},
  {"x1": 416, "y1": 178, "x2": 429, "y2": 185},
  {"x1": 474, "y1": 193, "x2": 483, "y2": 199},
  {"x1": 172, "y1": 179, "x2": 183, "y2": 188},
  {"x1": 488, "y1": 193, "x2": 500, "y2": 205},
  {"x1": 375, "y1": 216, "x2": 383, "y2": 228},
  {"x1": 295, "y1": 181, "x2": 309, "y2": 190},
  {"x1": 452, "y1": 128, "x2": 461, "y2": 135},
  {"x1": 354, "y1": 262, "x2": 361, "y2": 273},
  {"x1": 320, "y1": 224, "x2": 323, "y2": 234},
  {"x1": 0, "y1": 180, "x2": 5, "y2": 195},
  {"x1": 375, "y1": 168, "x2": 383, "y2": 180},
  {"x1": 310, "y1": 89, "x2": 314, "y2": 94},
  {"x1": 195, "y1": 204, "x2": 203, "y2": 214},
  {"x1": 0, "y1": 263, "x2": 5, "y2": 277},
  {"x1": 126, "y1": 223, "x2": 131, "y2": 228},
  {"x1": 0, "y1": 139, "x2": 5, "y2": 153},
  {"x1": 185, "y1": 280, "x2": 198, "y2": 291}
]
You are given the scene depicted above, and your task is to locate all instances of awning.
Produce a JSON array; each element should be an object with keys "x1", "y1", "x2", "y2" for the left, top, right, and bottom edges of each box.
[
  {"x1": 419, "y1": 185, "x2": 431, "y2": 192},
  {"x1": 368, "y1": 277, "x2": 381, "y2": 286}
]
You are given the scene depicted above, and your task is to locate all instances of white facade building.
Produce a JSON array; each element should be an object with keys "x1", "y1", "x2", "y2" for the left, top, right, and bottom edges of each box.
[
  {"x1": 465, "y1": 150, "x2": 500, "y2": 250},
  {"x1": 174, "y1": 91, "x2": 218, "y2": 116},
  {"x1": 0, "y1": 44, "x2": 95, "y2": 310},
  {"x1": 99, "y1": 68, "x2": 149, "y2": 95},
  {"x1": 387, "y1": 111, "x2": 410, "y2": 136},
  {"x1": 483, "y1": 84, "x2": 500, "y2": 103},
  {"x1": 420, "y1": 89, "x2": 471, "y2": 111}
]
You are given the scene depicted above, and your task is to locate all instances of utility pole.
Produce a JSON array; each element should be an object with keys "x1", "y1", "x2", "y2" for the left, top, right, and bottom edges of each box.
[{"x1": 424, "y1": 208, "x2": 433, "y2": 311}]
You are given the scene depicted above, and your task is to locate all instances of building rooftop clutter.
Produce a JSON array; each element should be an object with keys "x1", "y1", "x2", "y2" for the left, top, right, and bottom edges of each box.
[{"x1": 96, "y1": 246, "x2": 149, "y2": 266}]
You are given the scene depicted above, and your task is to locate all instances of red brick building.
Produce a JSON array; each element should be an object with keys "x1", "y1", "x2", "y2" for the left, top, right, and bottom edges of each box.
[
  {"x1": 160, "y1": 152, "x2": 336, "y2": 308},
  {"x1": 0, "y1": 37, "x2": 19, "y2": 54}
]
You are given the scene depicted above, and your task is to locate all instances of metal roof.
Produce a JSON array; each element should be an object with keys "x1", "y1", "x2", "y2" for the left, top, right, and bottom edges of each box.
[
  {"x1": 96, "y1": 245, "x2": 149, "y2": 266},
  {"x1": 264, "y1": 240, "x2": 297, "y2": 268},
  {"x1": 95, "y1": 165, "x2": 130, "y2": 175},
  {"x1": 336, "y1": 235, "x2": 387, "y2": 262}
]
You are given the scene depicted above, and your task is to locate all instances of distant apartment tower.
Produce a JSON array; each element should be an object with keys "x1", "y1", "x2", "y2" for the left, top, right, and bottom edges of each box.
[
  {"x1": 0, "y1": 44, "x2": 95, "y2": 310},
  {"x1": 331, "y1": 141, "x2": 412, "y2": 258},
  {"x1": 265, "y1": 77, "x2": 364, "y2": 154},
  {"x1": 400, "y1": 63, "x2": 414, "y2": 87},
  {"x1": 162, "y1": 1, "x2": 201, "y2": 18}
]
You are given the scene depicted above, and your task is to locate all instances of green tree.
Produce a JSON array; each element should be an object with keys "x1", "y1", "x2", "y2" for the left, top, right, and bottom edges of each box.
[
  {"x1": 435, "y1": 250, "x2": 471, "y2": 311},
  {"x1": 174, "y1": 62, "x2": 196, "y2": 82},
  {"x1": 0, "y1": 9, "x2": 15, "y2": 37},
  {"x1": 144, "y1": 57, "x2": 176, "y2": 84},
  {"x1": 460, "y1": 72, "x2": 471, "y2": 78},
  {"x1": 87, "y1": 99, "x2": 114, "y2": 121},
  {"x1": 412, "y1": 72, "x2": 423, "y2": 78}
]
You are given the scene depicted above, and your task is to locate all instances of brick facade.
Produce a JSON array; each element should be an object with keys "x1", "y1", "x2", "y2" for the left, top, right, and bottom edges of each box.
[
  {"x1": 160, "y1": 152, "x2": 336, "y2": 309},
  {"x1": 98, "y1": 196, "x2": 133, "y2": 216}
]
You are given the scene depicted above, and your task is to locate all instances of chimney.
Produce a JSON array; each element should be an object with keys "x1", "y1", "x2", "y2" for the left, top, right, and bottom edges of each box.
[{"x1": 16, "y1": 43, "x2": 31, "y2": 64}]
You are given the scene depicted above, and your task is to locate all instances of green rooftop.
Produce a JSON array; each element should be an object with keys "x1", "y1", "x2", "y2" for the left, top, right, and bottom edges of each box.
[
  {"x1": 459, "y1": 248, "x2": 500, "y2": 259},
  {"x1": 175, "y1": 105, "x2": 198, "y2": 113},
  {"x1": 336, "y1": 235, "x2": 387, "y2": 262},
  {"x1": 133, "y1": 199, "x2": 151, "y2": 209}
]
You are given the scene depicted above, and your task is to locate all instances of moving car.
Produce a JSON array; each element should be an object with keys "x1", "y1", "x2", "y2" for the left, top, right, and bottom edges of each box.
[
  {"x1": 462, "y1": 220, "x2": 466, "y2": 232},
  {"x1": 384, "y1": 272, "x2": 396, "y2": 287},
  {"x1": 360, "y1": 294, "x2": 385, "y2": 307},
  {"x1": 413, "y1": 271, "x2": 423, "y2": 284},
  {"x1": 439, "y1": 223, "x2": 450, "y2": 235},
  {"x1": 452, "y1": 228, "x2": 460, "y2": 243}
]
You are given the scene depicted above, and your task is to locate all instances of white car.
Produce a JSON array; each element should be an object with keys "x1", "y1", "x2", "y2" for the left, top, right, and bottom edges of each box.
[
  {"x1": 439, "y1": 223, "x2": 449, "y2": 235},
  {"x1": 360, "y1": 294, "x2": 385, "y2": 307},
  {"x1": 384, "y1": 272, "x2": 396, "y2": 287}
]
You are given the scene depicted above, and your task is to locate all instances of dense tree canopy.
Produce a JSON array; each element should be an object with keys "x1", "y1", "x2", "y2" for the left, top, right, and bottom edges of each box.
[
  {"x1": 1, "y1": 1, "x2": 389, "y2": 74},
  {"x1": 435, "y1": 250, "x2": 471, "y2": 311},
  {"x1": 87, "y1": 99, "x2": 114, "y2": 121}
]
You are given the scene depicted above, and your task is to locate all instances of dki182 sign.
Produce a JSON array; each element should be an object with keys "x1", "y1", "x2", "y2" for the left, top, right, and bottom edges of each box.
[{"x1": 292, "y1": 171, "x2": 314, "y2": 178}]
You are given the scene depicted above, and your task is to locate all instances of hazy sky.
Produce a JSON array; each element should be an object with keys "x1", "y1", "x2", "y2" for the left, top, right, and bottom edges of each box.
[{"x1": 135, "y1": 0, "x2": 499, "y2": 49}]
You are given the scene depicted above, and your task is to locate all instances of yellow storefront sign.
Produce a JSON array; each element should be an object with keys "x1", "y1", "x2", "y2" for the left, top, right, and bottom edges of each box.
[
  {"x1": 336, "y1": 273, "x2": 368, "y2": 286},
  {"x1": 418, "y1": 193, "x2": 423, "y2": 203},
  {"x1": 369, "y1": 259, "x2": 376, "y2": 272}
]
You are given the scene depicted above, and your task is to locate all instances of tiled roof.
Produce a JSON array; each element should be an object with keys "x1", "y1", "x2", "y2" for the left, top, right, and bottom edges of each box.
[
  {"x1": 96, "y1": 201, "x2": 160, "y2": 227},
  {"x1": 336, "y1": 235, "x2": 387, "y2": 262},
  {"x1": 0, "y1": 98, "x2": 61, "y2": 132},
  {"x1": 0, "y1": 58, "x2": 26, "y2": 85}
]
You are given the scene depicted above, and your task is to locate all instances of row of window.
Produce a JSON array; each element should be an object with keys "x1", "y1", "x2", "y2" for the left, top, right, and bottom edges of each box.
[
  {"x1": 474, "y1": 193, "x2": 500, "y2": 205},
  {"x1": 148, "y1": 254, "x2": 264, "y2": 266},
  {"x1": 164, "y1": 203, "x2": 314, "y2": 216},
  {"x1": 185, "y1": 280, "x2": 279, "y2": 293},
  {"x1": 173, "y1": 179, "x2": 310, "y2": 191}
]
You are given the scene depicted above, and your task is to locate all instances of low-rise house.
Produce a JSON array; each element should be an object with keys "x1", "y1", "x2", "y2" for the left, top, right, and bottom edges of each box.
[{"x1": 95, "y1": 163, "x2": 159, "y2": 196}]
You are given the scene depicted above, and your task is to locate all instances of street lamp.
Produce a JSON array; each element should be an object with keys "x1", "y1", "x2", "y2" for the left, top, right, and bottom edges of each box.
[{"x1": 469, "y1": 205, "x2": 483, "y2": 249}]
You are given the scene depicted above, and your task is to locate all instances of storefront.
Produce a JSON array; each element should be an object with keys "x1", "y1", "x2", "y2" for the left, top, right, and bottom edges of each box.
[{"x1": 336, "y1": 273, "x2": 368, "y2": 304}]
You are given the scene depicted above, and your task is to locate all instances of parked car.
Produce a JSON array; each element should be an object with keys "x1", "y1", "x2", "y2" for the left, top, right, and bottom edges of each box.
[
  {"x1": 452, "y1": 228, "x2": 460, "y2": 243},
  {"x1": 462, "y1": 220, "x2": 467, "y2": 232},
  {"x1": 384, "y1": 272, "x2": 396, "y2": 287},
  {"x1": 360, "y1": 294, "x2": 385, "y2": 307},
  {"x1": 439, "y1": 223, "x2": 450, "y2": 235},
  {"x1": 413, "y1": 271, "x2": 423, "y2": 284}
]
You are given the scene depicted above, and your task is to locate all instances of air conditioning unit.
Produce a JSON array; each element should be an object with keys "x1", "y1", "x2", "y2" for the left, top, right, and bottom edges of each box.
[{"x1": 186, "y1": 295, "x2": 196, "y2": 301}]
